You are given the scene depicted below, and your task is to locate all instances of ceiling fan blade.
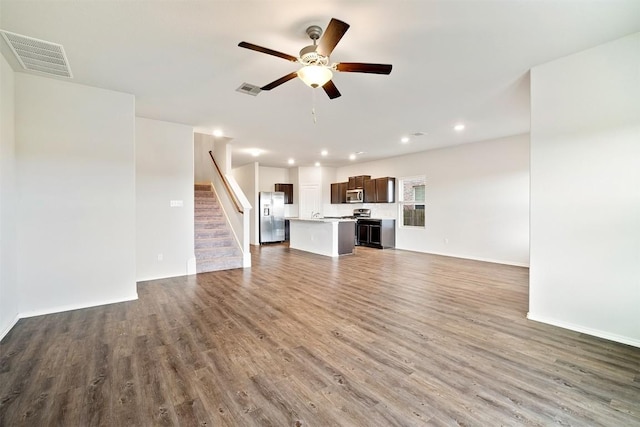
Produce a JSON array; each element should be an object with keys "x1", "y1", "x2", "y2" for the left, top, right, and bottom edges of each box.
[
  {"x1": 238, "y1": 41, "x2": 298, "y2": 62},
  {"x1": 336, "y1": 62, "x2": 393, "y2": 74},
  {"x1": 317, "y1": 18, "x2": 350, "y2": 57},
  {"x1": 322, "y1": 80, "x2": 342, "y2": 99},
  {"x1": 260, "y1": 72, "x2": 299, "y2": 91}
]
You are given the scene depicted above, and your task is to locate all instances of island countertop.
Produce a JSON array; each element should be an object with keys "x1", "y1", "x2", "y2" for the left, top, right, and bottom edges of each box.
[
  {"x1": 288, "y1": 218, "x2": 355, "y2": 257},
  {"x1": 287, "y1": 217, "x2": 356, "y2": 223}
]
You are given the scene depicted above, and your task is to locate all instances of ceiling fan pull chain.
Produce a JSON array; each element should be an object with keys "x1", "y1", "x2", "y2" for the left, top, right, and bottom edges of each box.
[{"x1": 311, "y1": 88, "x2": 317, "y2": 124}]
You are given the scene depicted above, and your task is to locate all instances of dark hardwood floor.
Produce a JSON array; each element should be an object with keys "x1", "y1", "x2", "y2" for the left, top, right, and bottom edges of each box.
[{"x1": 1, "y1": 245, "x2": 639, "y2": 426}]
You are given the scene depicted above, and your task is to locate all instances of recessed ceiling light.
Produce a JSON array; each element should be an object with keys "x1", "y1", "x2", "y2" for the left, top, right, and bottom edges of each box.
[
  {"x1": 349, "y1": 154, "x2": 356, "y2": 160},
  {"x1": 454, "y1": 123, "x2": 465, "y2": 132},
  {"x1": 244, "y1": 148, "x2": 262, "y2": 157},
  {"x1": 314, "y1": 162, "x2": 320, "y2": 167},
  {"x1": 401, "y1": 137, "x2": 410, "y2": 143},
  {"x1": 213, "y1": 129, "x2": 223, "y2": 137},
  {"x1": 288, "y1": 158, "x2": 295, "y2": 165},
  {"x1": 321, "y1": 150, "x2": 328, "y2": 156}
]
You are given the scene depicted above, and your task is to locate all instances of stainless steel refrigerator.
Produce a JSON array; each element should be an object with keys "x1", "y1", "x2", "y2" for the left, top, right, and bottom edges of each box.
[{"x1": 259, "y1": 192, "x2": 285, "y2": 243}]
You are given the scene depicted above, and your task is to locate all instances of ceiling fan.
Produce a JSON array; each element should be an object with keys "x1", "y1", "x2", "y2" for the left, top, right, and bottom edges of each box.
[{"x1": 238, "y1": 18, "x2": 392, "y2": 99}]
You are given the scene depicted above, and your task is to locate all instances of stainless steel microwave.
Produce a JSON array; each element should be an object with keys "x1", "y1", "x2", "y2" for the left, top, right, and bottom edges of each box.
[{"x1": 346, "y1": 189, "x2": 363, "y2": 203}]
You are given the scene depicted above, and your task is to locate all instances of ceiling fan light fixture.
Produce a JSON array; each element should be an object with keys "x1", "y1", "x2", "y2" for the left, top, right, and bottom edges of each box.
[{"x1": 297, "y1": 65, "x2": 332, "y2": 88}]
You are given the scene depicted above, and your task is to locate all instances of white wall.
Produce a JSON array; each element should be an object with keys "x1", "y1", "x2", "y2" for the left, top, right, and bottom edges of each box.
[
  {"x1": 136, "y1": 117, "x2": 195, "y2": 281},
  {"x1": 335, "y1": 134, "x2": 530, "y2": 266},
  {"x1": 287, "y1": 167, "x2": 299, "y2": 218},
  {"x1": 194, "y1": 132, "x2": 215, "y2": 183},
  {"x1": 0, "y1": 52, "x2": 19, "y2": 338},
  {"x1": 215, "y1": 137, "x2": 233, "y2": 176},
  {"x1": 232, "y1": 162, "x2": 258, "y2": 245},
  {"x1": 320, "y1": 167, "x2": 336, "y2": 207},
  {"x1": 529, "y1": 33, "x2": 640, "y2": 346},
  {"x1": 15, "y1": 74, "x2": 137, "y2": 317},
  {"x1": 258, "y1": 166, "x2": 289, "y2": 192}
]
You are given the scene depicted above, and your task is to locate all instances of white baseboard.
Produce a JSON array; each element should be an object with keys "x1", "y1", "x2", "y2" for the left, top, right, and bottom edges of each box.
[
  {"x1": 0, "y1": 314, "x2": 21, "y2": 342},
  {"x1": 137, "y1": 269, "x2": 195, "y2": 282},
  {"x1": 527, "y1": 312, "x2": 640, "y2": 348},
  {"x1": 18, "y1": 293, "x2": 139, "y2": 319},
  {"x1": 1, "y1": 293, "x2": 138, "y2": 342},
  {"x1": 395, "y1": 248, "x2": 530, "y2": 268}
]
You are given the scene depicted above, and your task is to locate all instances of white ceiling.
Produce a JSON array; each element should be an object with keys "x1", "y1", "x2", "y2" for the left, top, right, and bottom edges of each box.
[{"x1": 2, "y1": 1, "x2": 639, "y2": 168}]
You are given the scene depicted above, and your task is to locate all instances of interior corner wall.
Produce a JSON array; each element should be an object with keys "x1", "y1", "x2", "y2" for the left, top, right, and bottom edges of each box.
[
  {"x1": 0, "y1": 52, "x2": 19, "y2": 339},
  {"x1": 529, "y1": 32, "x2": 640, "y2": 346},
  {"x1": 194, "y1": 132, "x2": 215, "y2": 183},
  {"x1": 232, "y1": 162, "x2": 258, "y2": 245},
  {"x1": 136, "y1": 117, "x2": 195, "y2": 281},
  {"x1": 15, "y1": 73, "x2": 137, "y2": 317}
]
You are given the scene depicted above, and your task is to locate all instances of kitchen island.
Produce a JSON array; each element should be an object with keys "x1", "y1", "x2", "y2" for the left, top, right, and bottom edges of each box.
[{"x1": 288, "y1": 218, "x2": 356, "y2": 257}]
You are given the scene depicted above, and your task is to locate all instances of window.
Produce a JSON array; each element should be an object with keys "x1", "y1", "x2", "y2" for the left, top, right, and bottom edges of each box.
[{"x1": 399, "y1": 176, "x2": 426, "y2": 227}]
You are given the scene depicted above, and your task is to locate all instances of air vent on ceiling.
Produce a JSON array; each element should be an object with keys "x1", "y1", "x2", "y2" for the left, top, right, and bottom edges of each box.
[
  {"x1": 236, "y1": 83, "x2": 261, "y2": 96},
  {"x1": 0, "y1": 30, "x2": 73, "y2": 78}
]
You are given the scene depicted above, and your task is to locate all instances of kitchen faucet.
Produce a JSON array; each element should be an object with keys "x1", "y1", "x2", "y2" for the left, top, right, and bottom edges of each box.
[{"x1": 312, "y1": 211, "x2": 321, "y2": 218}]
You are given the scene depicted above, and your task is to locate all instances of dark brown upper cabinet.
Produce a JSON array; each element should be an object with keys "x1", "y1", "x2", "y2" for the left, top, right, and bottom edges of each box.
[
  {"x1": 375, "y1": 177, "x2": 395, "y2": 203},
  {"x1": 347, "y1": 175, "x2": 371, "y2": 190},
  {"x1": 331, "y1": 182, "x2": 348, "y2": 204},
  {"x1": 364, "y1": 178, "x2": 376, "y2": 203},
  {"x1": 275, "y1": 183, "x2": 293, "y2": 204},
  {"x1": 363, "y1": 177, "x2": 395, "y2": 203}
]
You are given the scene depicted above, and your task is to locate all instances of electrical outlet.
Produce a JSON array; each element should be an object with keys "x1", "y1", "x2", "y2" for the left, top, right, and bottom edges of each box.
[
  {"x1": 444, "y1": 238, "x2": 449, "y2": 244},
  {"x1": 157, "y1": 253, "x2": 163, "y2": 261},
  {"x1": 170, "y1": 200, "x2": 183, "y2": 207}
]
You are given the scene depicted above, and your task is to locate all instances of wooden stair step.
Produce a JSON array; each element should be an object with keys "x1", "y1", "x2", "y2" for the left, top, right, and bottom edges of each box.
[
  {"x1": 195, "y1": 229, "x2": 231, "y2": 239},
  {"x1": 195, "y1": 191, "x2": 215, "y2": 198},
  {"x1": 196, "y1": 258, "x2": 243, "y2": 273},
  {"x1": 195, "y1": 207, "x2": 222, "y2": 213},
  {"x1": 196, "y1": 247, "x2": 242, "y2": 259},
  {"x1": 195, "y1": 237, "x2": 237, "y2": 249},
  {"x1": 194, "y1": 210, "x2": 224, "y2": 217},
  {"x1": 195, "y1": 224, "x2": 227, "y2": 231},
  {"x1": 194, "y1": 221, "x2": 227, "y2": 228},
  {"x1": 195, "y1": 202, "x2": 221, "y2": 208}
]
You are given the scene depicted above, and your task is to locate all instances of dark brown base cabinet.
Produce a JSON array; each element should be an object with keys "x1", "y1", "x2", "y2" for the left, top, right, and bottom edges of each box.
[
  {"x1": 275, "y1": 183, "x2": 293, "y2": 204},
  {"x1": 284, "y1": 219, "x2": 290, "y2": 241},
  {"x1": 338, "y1": 221, "x2": 356, "y2": 255},
  {"x1": 356, "y1": 219, "x2": 395, "y2": 249}
]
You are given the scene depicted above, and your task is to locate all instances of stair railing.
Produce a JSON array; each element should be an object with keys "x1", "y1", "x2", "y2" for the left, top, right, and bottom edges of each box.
[
  {"x1": 206, "y1": 150, "x2": 252, "y2": 268},
  {"x1": 208, "y1": 151, "x2": 243, "y2": 214}
]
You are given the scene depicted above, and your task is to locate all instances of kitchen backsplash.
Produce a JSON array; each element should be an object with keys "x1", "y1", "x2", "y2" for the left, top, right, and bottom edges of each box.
[{"x1": 323, "y1": 203, "x2": 398, "y2": 219}]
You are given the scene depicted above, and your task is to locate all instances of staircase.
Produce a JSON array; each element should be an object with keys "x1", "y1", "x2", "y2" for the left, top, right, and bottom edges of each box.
[{"x1": 194, "y1": 184, "x2": 243, "y2": 272}]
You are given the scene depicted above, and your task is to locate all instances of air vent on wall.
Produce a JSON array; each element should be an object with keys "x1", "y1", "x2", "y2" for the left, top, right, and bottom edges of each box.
[
  {"x1": 236, "y1": 83, "x2": 261, "y2": 96},
  {"x1": 0, "y1": 30, "x2": 73, "y2": 78}
]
